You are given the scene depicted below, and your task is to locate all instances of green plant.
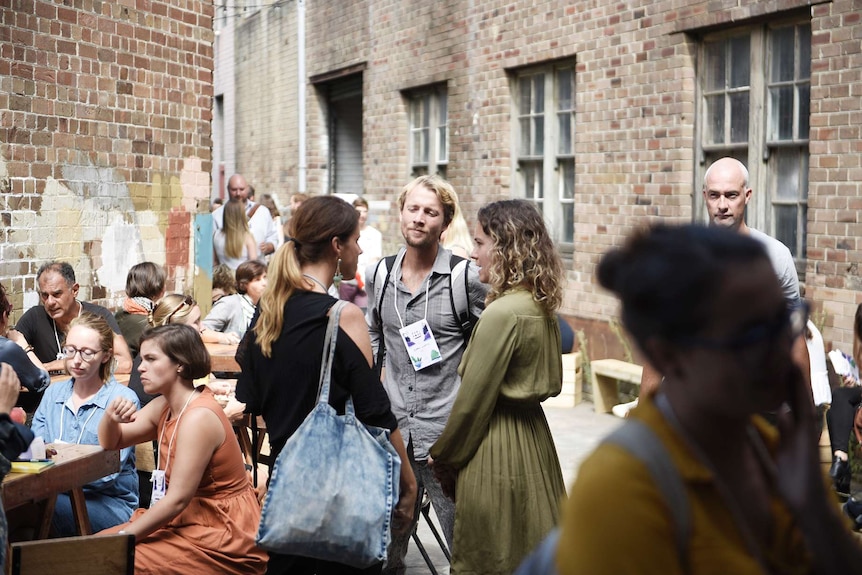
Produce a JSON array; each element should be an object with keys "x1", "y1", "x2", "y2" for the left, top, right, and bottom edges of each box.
[{"x1": 609, "y1": 318, "x2": 634, "y2": 364}]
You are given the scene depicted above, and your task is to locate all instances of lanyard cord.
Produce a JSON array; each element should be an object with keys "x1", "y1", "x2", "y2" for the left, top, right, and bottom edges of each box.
[
  {"x1": 58, "y1": 395, "x2": 100, "y2": 444},
  {"x1": 52, "y1": 300, "x2": 83, "y2": 359},
  {"x1": 156, "y1": 389, "x2": 200, "y2": 475},
  {"x1": 392, "y1": 260, "x2": 431, "y2": 329}
]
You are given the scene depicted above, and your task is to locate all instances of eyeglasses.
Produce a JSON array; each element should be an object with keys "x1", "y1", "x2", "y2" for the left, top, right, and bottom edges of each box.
[
  {"x1": 677, "y1": 302, "x2": 809, "y2": 351},
  {"x1": 165, "y1": 295, "x2": 196, "y2": 324},
  {"x1": 61, "y1": 346, "x2": 101, "y2": 361}
]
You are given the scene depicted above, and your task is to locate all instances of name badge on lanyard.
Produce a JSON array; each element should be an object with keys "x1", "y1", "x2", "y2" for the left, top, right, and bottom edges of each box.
[
  {"x1": 150, "y1": 469, "x2": 166, "y2": 507},
  {"x1": 399, "y1": 318, "x2": 442, "y2": 371}
]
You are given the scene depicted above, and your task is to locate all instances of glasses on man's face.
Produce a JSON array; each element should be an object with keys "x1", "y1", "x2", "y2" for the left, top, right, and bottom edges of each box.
[
  {"x1": 165, "y1": 295, "x2": 196, "y2": 324},
  {"x1": 61, "y1": 346, "x2": 100, "y2": 361},
  {"x1": 679, "y1": 302, "x2": 809, "y2": 351}
]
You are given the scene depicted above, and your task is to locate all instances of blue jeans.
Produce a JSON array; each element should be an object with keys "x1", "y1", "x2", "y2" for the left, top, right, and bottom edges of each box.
[{"x1": 51, "y1": 472, "x2": 138, "y2": 536}]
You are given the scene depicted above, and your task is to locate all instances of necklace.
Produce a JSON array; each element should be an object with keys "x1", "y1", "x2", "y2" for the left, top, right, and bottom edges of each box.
[{"x1": 302, "y1": 274, "x2": 329, "y2": 293}]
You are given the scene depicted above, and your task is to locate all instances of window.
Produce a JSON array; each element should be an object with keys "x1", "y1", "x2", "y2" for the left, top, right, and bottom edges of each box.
[
  {"x1": 512, "y1": 63, "x2": 576, "y2": 246},
  {"x1": 698, "y1": 21, "x2": 810, "y2": 268},
  {"x1": 407, "y1": 86, "x2": 448, "y2": 178}
]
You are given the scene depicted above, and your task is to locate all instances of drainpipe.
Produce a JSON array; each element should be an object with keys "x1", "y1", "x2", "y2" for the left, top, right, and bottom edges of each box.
[{"x1": 297, "y1": 0, "x2": 307, "y2": 193}]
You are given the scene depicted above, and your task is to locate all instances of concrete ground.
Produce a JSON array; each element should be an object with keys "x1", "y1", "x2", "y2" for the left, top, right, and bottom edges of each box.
[{"x1": 405, "y1": 400, "x2": 622, "y2": 574}]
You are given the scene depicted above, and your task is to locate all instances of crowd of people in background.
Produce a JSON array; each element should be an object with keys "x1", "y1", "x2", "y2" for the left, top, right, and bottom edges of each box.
[{"x1": 0, "y1": 159, "x2": 860, "y2": 574}]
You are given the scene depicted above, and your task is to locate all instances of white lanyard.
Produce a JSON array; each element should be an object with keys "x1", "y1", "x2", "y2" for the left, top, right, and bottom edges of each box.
[
  {"x1": 392, "y1": 260, "x2": 431, "y2": 329},
  {"x1": 52, "y1": 300, "x2": 83, "y2": 360},
  {"x1": 156, "y1": 389, "x2": 199, "y2": 475},
  {"x1": 58, "y1": 394, "x2": 100, "y2": 444}
]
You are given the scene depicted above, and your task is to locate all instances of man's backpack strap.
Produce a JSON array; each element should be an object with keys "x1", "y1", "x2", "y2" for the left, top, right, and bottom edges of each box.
[
  {"x1": 448, "y1": 254, "x2": 475, "y2": 341},
  {"x1": 372, "y1": 254, "x2": 397, "y2": 374}
]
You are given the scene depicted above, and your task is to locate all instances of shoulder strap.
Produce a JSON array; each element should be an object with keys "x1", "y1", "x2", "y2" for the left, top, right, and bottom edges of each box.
[
  {"x1": 247, "y1": 203, "x2": 262, "y2": 218},
  {"x1": 448, "y1": 254, "x2": 475, "y2": 341},
  {"x1": 373, "y1": 255, "x2": 397, "y2": 374},
  {"x1": 602, "y1": 420, "x2": 691, "y2": 571}
]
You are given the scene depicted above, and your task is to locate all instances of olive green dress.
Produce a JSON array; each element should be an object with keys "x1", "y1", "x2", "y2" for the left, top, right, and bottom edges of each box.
[{"x1": 430, "y1": 289, "x2": 566, "y2": 575}]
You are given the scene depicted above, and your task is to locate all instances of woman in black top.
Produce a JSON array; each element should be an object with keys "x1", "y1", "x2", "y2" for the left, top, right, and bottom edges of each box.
[{"x1": 236, "y1": 195, "x2": 417, "y2": 575}]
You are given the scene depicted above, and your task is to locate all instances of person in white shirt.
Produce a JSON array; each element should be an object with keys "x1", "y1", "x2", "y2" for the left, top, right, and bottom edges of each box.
[{"x1": 211, "y1": 174, "x2": 279, "y2": 258}]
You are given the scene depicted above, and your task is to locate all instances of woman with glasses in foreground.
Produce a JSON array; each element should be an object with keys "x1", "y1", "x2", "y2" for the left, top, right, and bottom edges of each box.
[
  {"x1": 558, "y1": 224, "x2": 862, "y2": 574},
  {"x1": 31, "y1": 312, "x2": 140, "y2": 535}
]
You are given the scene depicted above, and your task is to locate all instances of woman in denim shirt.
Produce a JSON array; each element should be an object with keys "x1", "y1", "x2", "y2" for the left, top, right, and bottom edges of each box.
[{"x1": 31, "y1": 312, "x2": 139, "y2": 535}]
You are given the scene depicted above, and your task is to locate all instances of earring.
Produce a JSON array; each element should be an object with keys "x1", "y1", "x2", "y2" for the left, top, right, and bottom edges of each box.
[{"x1": 333, "y1": 258, "x2": 343, "y2": 289}]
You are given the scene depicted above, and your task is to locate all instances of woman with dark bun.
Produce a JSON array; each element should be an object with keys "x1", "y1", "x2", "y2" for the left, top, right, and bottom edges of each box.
[
  {"x1": 558, "y1": 224, "x2": 862, "y2": 574},
  {"x1": 430, "y1": 199, "x2": 566, "y2": 574}
]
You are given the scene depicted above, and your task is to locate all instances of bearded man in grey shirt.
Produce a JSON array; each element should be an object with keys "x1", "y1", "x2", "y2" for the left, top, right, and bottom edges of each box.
[{"x1": 366, "y1": 175, "x2": 486, "y2": 575}]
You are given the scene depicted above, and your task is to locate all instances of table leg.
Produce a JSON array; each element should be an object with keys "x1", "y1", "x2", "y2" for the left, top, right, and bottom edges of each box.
[
  {"x1": 69, "y1": 488, "x2": 92, "y2": 535},
  {"x1": 36, "y1": 496, "x2": 57, "y2": 539}
]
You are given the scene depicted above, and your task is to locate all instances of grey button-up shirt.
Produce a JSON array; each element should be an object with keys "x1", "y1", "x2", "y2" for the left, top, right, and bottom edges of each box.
[{"x1": 366, "y1": 246, "x2": 487, "y2": 460}]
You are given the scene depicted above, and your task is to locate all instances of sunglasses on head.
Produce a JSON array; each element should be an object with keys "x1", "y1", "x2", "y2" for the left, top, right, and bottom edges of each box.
[{"x1": 165, "y1": 295, "x2": 196, "y2": 324}]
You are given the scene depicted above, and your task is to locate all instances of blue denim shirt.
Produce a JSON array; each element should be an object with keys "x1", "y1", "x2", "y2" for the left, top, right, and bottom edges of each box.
[{"x1": 31, "y1": 377, "x2": 139, "y2": 514}]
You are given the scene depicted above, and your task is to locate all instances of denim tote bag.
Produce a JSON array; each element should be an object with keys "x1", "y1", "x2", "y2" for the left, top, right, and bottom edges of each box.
[{"x1": 256, "y1": 300, "x2": 401, "y2": 568}]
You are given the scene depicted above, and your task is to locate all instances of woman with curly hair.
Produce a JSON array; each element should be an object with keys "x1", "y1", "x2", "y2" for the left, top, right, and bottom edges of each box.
[{"x1": 430, "y1": 199, "x2": 566, "y2": 575}]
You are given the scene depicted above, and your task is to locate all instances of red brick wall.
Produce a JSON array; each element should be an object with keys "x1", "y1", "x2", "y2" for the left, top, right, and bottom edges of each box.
[{"x1": 0, "y1": 0, "x2": 214, "y2": 314}]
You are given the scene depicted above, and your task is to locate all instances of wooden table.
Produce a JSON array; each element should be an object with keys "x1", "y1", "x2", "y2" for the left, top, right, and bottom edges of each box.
[
  {"x1": 2, "y1": 444, "x2": 120, "y2": 538},
  {"x1": 205, "y1": 342, "x2": 241, "y2": 373}
]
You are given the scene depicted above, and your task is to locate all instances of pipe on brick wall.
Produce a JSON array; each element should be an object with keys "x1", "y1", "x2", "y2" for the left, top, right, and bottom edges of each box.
[{"x1": 298, "y1": 0, "x2": 307, "y2": 193}]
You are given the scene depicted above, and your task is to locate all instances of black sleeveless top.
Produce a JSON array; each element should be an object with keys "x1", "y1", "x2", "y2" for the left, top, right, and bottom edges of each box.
[{"x1": 236, "y1": 291, "x2": 397, "y2": 459}]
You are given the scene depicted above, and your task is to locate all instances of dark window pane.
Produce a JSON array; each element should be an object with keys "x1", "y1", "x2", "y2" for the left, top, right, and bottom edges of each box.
[
  {"x1": 560, "y1": 160, "x2": 575, "y2": 199},
  {"x1": 769, "y1": 86, "x2": 794, "y2": 140},
  {"x1": 519, "y1": 118, "x2": 531, "y2": 156},
  {"x1": 798, "y1": 84, "x2": 810, "y2": 139},
  {"x1": 437, "y1": 126, "x2": 447, "y2": 162},
  {"x1": 519, "y1": 78, "x2": 531, "y2": 116},
  {"x1": 799, "y1": 25, "x2": 811, "y2": 80},
  {"x1": 729, "y1": 93, "x2": 749, "y2": 142},
  {"x1": 558, "y1": 113, "x2": 572, "y2": 155},
  {"x1": 558, "y1": 69, "x2": 573, "y2": 110},
  {"x1": 730, "y1": 35, "x2": 751, "y2": 88},
  {"x1": 534, "y1": 75, "x2": 545, "y2": 114},
  {"x1": 774, "y1": 204, "x2": 798, "y2": 258},
  {"x1": 801, "y1": 153, "x2": 809, "y2": 200},
  {"x1": 562, "y1": 205, "x2": 574, "y2": 243},
  {"x1": 705, "y1": 40, "x2": 726, "y2": 90},
  {"x1": 774, "y1": 149, "x2": 800, "y2": 200},
  {"x1": 800, "y1": 205, "x2": 808, "y2": 258},
  {"x1": 534, "y1": 116, "x2": 544, "y2": 156},
  {"x1": 706, "y1": 94, "x2": 725, "y2": 144},
  {"x1": 438, "y1": 94, "x2": 447, "y2": 125},
  {"x1": 771, "y1": 27, "x2": 795, "y2": 83}
]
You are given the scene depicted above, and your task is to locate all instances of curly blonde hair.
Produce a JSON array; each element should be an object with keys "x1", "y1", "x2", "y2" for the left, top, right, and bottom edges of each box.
[{"x1": 477, "y1": 200, "x2": 563, "y2": 315}]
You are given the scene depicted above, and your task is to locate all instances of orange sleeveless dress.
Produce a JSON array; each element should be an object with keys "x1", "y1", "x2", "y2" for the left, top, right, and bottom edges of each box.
[{"x1": 106, "y1": 388, "x2": 267, "y2": 575}]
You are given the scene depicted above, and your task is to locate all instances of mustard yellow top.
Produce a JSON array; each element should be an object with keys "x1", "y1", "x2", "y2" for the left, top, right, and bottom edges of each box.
[{"x1": 557, "y1": 395, "x2": 813, "y2": 575}]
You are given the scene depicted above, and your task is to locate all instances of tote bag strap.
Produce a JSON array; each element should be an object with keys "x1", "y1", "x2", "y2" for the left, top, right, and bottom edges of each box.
[{"x1": 317, "y1": 300, "x2": 348, "y2": 405}]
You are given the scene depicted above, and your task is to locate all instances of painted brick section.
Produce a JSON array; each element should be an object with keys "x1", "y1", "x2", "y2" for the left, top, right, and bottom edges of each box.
[
  {"x1": 1, "y1": 0, "x2": 214, "y2": 315},
  {"x1": 219, "y1": 0, "x2": 862, "y2": 354}
]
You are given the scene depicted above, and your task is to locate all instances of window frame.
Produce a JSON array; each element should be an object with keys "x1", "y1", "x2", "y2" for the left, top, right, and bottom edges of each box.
[
  {"x1": 510, "y1": 61, "x2": 577, "y2": 250},
  {"x1": 406, "y1": 85, "x2": 448, "y2": 179},
  {"x1": 695, "y1": 18, "x2": 810, "y2": 273}
]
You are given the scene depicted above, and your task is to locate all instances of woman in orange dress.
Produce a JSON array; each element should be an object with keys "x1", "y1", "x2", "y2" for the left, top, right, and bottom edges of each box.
[{"x1": 98, "y1": 323, "x2": 267, "y2": 575}]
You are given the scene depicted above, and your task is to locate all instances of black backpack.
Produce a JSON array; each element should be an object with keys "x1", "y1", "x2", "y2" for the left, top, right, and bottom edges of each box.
[{"x1": 370, "y1": 250, "x2": 479, "y2": 371}]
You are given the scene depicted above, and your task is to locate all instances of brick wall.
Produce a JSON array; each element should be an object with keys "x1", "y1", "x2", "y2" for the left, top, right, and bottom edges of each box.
[
  {"x1": 221, "y1": 0, "x2": 862, "y2": 356},
  {"x1": 0, "y1": 0, "x2": 214, "y2": 316}
]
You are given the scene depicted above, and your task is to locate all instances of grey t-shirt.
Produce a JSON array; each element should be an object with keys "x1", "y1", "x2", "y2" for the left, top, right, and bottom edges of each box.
[{"x1": 749, "y1": 227, "x2": 800, "y2": 306}]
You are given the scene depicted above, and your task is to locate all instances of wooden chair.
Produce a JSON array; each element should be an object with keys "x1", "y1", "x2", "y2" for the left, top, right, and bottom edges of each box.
[{"x1": 9, "y1": 533, "x2": 134, "y2": 575}]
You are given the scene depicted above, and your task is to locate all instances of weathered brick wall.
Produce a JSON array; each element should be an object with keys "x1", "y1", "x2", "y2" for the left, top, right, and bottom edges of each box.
[
  {"x1": 224, "y1": 0, "x2": 862, "y2": 355},
  {"x1": 806, "y1": 0, "x2": 862, "y2": 351},
  {"x1": 0, "y1": 0, "x2": 213, "y2": 317}
]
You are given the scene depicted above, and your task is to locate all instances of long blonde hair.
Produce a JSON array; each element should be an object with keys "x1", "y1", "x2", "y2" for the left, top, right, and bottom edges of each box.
[
  {"x1": 254, "y1": 196, "x2": 358, "y2": 356},
  {"x1": 223, "y1": 199, "x2": 249, "y2": 259},
  {"x1": 477, "y1": 200, "x2": 564, "y2": 315},
  {"x1": 441, "y1": 195, "x2": 474, "y2": 256}
]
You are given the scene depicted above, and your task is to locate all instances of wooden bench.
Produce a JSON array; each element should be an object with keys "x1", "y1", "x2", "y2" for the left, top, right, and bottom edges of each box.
[
  {"x1": 590, "y1": 359, "x2": 643, "y2": 414},
  {"x1": 9, "y1": 533, "x2": 135, "y2": 575}
]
